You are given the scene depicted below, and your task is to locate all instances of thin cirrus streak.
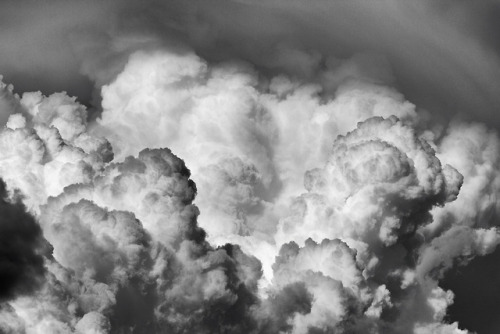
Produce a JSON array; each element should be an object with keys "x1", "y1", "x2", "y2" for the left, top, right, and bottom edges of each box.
[{"x1": 1, "y1": 1, "x2": 500, "y2": 334}]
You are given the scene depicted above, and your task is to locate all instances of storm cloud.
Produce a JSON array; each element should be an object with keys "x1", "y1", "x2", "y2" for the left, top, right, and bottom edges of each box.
[{"x1": 1, "y1": 1, "x2": 500, "y2": 333}]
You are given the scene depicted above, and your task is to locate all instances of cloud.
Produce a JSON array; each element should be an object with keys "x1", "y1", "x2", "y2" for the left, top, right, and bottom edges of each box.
[
  {"x1": 94, "y1": 48, "x2": 421, "y2": 250},
  {"x1": 0, "y1": 66, "x2": 477, "y2": 332},
  {"x1": 0, "y1": 141, "x2": 264, "y2": 333},
  {"x1": 276, "y1": 115, "x2": 462, "y2": 257},
  {"x1": 0, "y1": 82, "x2": 112, "y2": 212},
  {"x1": 1, "y1": 1, "x2": 500, "y2": 333},
  {"x1": 269, "y1": 238, "x2": 371, "y2": 333}
]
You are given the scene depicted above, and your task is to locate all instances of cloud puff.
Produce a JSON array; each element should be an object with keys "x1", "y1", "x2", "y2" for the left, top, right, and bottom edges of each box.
[
  {"x1": 266, "y1": 116, "x2": 473, "y2": 333},
  {"x1": 0, "y1": 82, "x2": 112, "y2": 212},
  {"x1": 415, "y1": 121, "x2": 500, "y2": 279},
  {"x1": 1, "y1": 144, "x2": 264, "y2": 333},
  {"x1": 95, "y1": 49, "x2": 421, "y2": 251},
  {"x1": 269, "y1": 238, "x2": 372, "y2": 333},
  {"x1": 277, "y1": 116, "x2": 462, "y2": 254}
]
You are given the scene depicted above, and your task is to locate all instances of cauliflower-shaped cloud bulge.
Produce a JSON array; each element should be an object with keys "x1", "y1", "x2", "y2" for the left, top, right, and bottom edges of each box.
[
  {"x1": 1, "y1": 147, "x2": 264, "y2": 334},
  {"x1": 271, "y1": 239, "x2": 368, "y2": 333},
  {"x1": 0, "y1": 83, "x2": 112, "y2": 212},
  {"x1": 416, "y1": 122, "x2": 500, "y2": 280},
  {"x1": 278, "y1": 116, "x2": 463, "y2": 251},
  {"x1": 269, "y1": 116, "x2": 470, "y2": 333},
  {"x1": 265, "y1": 236, "x2": 468, "y2": 333},
  {"x1": 95, "y1": 49, "x2": 419, "y2": 250}
]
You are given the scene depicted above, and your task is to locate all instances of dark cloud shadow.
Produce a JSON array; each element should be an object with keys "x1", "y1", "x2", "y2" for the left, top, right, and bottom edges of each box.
[{"x1": 0, "y1": 180, "x2": 49, "y2": 301}]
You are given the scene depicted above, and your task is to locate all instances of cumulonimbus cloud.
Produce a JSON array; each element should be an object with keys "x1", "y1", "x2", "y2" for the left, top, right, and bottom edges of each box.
[{"x1": 1, "y1": 1, "x2": 500, "y2": 333}]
